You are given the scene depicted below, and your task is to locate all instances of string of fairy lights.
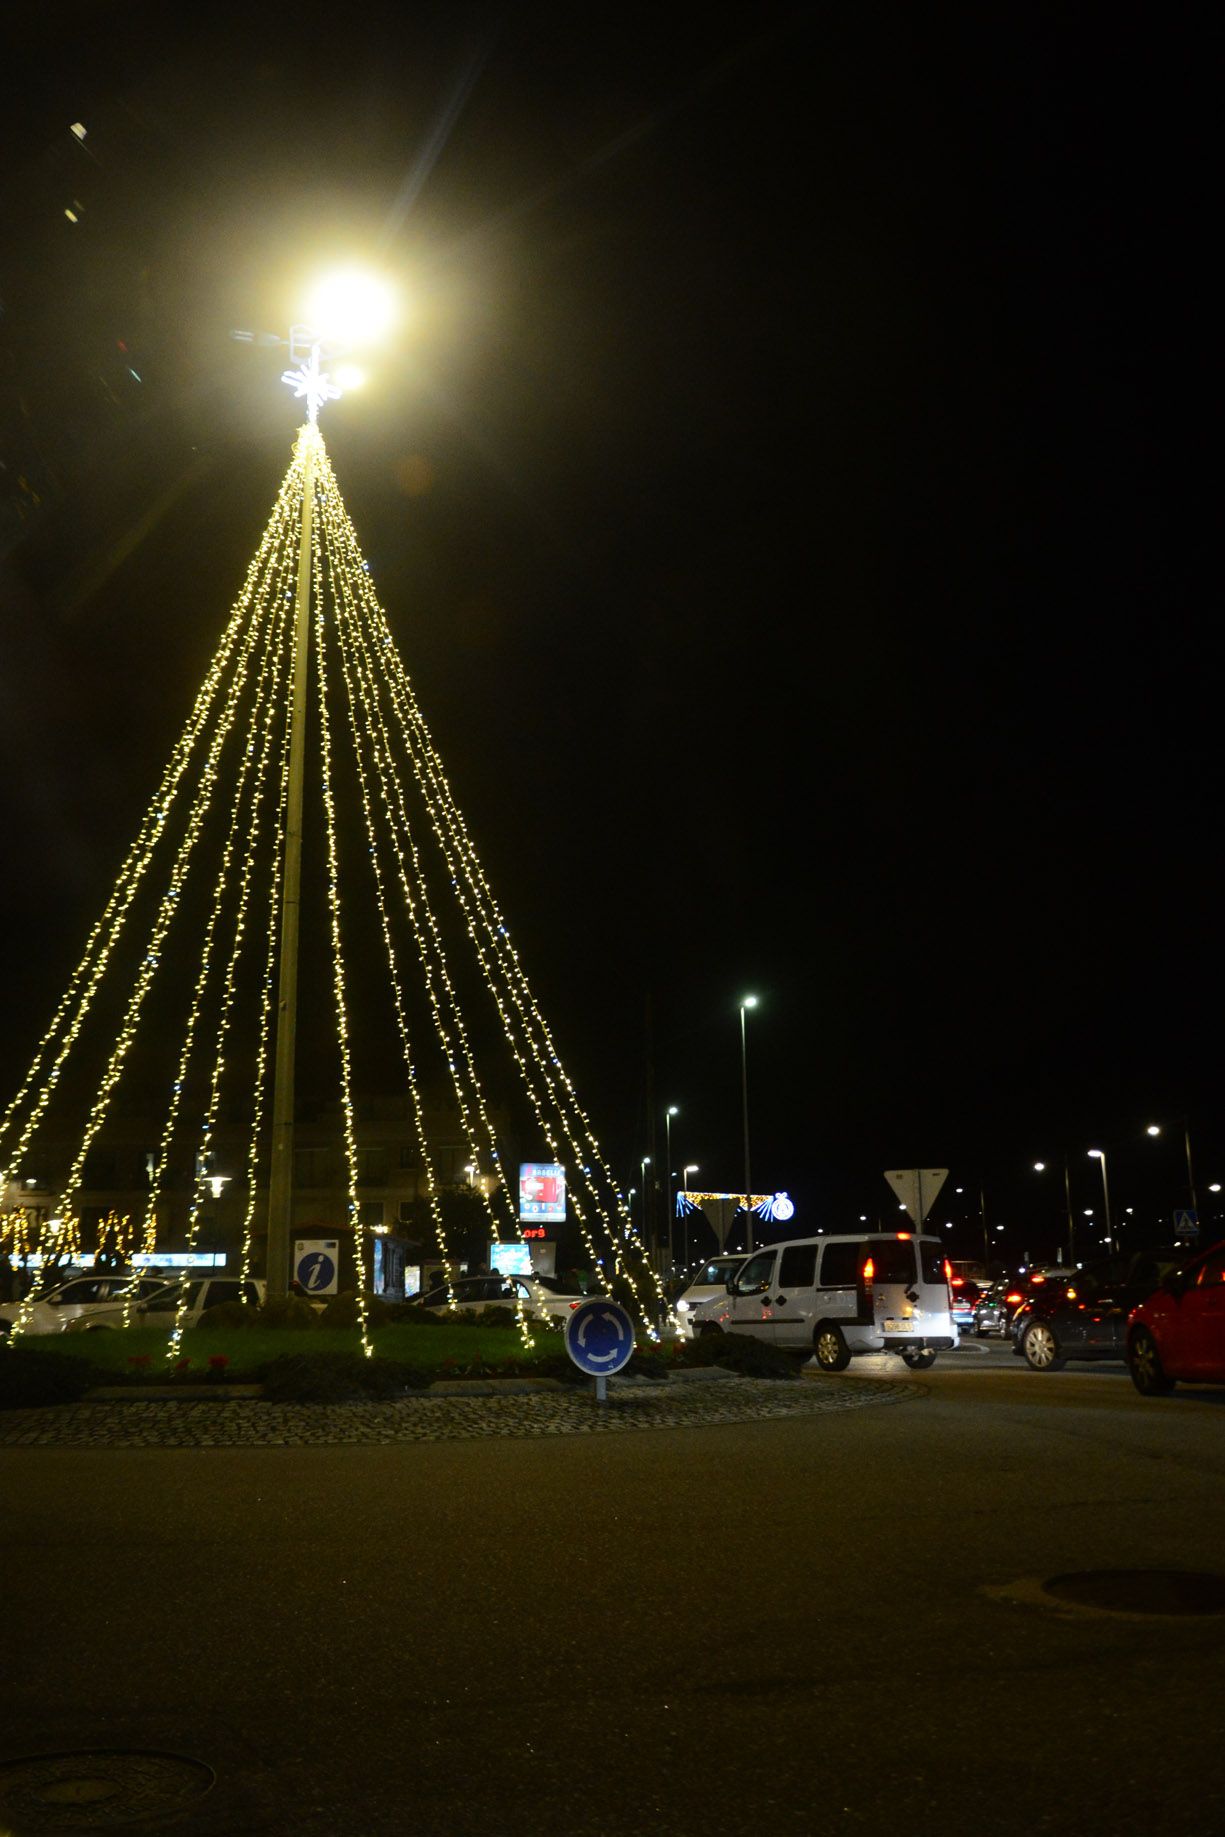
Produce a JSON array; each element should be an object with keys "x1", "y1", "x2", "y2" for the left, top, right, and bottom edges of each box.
[{"x1": 2, "y1": 414, "x2": 674, "y2": 1352}]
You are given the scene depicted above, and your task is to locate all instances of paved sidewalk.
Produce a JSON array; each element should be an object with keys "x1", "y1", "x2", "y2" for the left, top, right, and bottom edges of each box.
[{"x1": 0, "y1": 1371, "x2": 913, "y2": 1446}]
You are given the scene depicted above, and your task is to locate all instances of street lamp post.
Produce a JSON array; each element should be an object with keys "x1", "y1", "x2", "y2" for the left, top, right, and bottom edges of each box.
[
  {"x1": 739, "y1": 996, "x2": 757, "y2": 1253},
  {"x1": 664, "y1": 1107, "x2": 678, "y2": 1275},
  {"x1": 682, "y1": 1164, "x2": 698, "y2": 1269},
  {"x1": 640, "y1": 1157, "x2": 651, "y2": 1249},
  {"x1": 1146, "y1": 1119, "x2": 1201, "y2": 1222},
  {"x1": 265, "y1": 273, "x2": 395, "y2": 1300},
  {"x1": 1088, "y1": 1150, "x2": 1114, "y2": 1251},
  {"x1": 1034, "y1": 1157, "x2": 1077, "y2": 1266}
]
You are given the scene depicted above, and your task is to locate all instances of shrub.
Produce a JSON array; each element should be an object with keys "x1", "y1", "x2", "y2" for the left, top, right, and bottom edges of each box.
[
  {"x1": 696, "y1": 1331, "x2": 798, "y2": 1381},
  {"x1": 316, "y1": 1290, "x2": 393, "y2": 1330},
  {"x1": 386, "y1": 1302, "x2": 446, "y2": 1325},
  {"x1": 197, "y1": 1300, "x2": 260, "y2": 1331},
  {"x1": 257, "y1": 1350, "x2": 427, "y2": 1403},
  {"x1": 0, "y1": 1346, "x2": 96, "y2": 1410},
  {"x1": 257, "y1": 1295, "x2": 320, "y2": 1330}
]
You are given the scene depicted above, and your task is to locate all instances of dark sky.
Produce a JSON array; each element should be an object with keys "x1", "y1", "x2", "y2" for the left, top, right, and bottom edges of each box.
[{"x1": 0, "y1": 2, "x2": 1217, "y2": 1254}]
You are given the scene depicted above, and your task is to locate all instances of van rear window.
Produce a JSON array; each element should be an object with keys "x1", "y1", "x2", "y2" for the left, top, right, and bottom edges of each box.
[
  {"x1": 866, "y1": 1240, "x2": 916, "y2": 1284},
  {"x1": 920, "y1": 1244, "x2": 947, "y2": 1285}
]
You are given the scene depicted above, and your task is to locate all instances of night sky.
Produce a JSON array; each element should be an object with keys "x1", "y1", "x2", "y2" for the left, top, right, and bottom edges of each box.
[{"x1": 1, "y1": 3, "x2": 1217, "y2": 1255}]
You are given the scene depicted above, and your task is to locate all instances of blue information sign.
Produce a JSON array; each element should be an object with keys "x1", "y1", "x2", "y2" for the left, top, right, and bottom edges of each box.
[
  {"x1": 1173, "y1": 1208, "x2": 1199, "y2": 1239},
  {"x1": 295, "y1": 1248, "x2": 337, "y2": 1294},
  {"x1": 564, "y1": 1298, "x2": 636, "y2": 1378}
]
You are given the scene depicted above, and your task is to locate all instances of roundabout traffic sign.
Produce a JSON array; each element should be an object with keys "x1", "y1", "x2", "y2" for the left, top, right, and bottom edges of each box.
[{"x1": 564, "y1": 1298, "x2": 636, "y2": 1397}]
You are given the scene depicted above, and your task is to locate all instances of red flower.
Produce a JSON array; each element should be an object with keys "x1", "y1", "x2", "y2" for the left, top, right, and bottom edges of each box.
[{"x1": 207, "y1": 1354, "x2": 230, "y2": 1371}]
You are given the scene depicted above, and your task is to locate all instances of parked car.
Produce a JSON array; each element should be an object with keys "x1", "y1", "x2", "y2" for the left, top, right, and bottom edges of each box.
[
  {"x1": 1011, "y1": 1249, "x2": 1185, "y2": 1371},
  {"x1": 972, "y1": 1281, "x2": 1024, "y2": 1337},
  {"x1": 409, "y1": 1272, "x2": 592, "y2": 1326},
  {"x1": 973, "y1": 1272, "x2": 1070, "y2": 1338},
  {"x1": 131, "y1": 1275, "x2": 265, "y2": 1330},
  {"x1": 948, "y1": 1275, "x2": 983, "y2": 1331},
  {"x1": 674, "y1": 1255, "x2": 747, "y2": 1334},
  {"x1": 0, "y1": 1273, "x2": 172, "y2": 1336},
  {"x1": 1127, "y1": 1239, "x2": 1225, "y2": 1394},
  {"x1": 686, "y1": 1233, "x2": 957, "y2": 1371}
]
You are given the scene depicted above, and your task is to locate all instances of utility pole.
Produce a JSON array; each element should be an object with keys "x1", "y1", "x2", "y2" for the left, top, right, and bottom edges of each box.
[{"x1": 265, "y1": 421, "x2": 317, "y2": 1297}]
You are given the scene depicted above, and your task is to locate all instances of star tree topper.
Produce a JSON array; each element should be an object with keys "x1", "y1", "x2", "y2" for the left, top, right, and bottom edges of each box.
[{"x1": 280, "y1": 344, "x2": 342, "y2": 423}]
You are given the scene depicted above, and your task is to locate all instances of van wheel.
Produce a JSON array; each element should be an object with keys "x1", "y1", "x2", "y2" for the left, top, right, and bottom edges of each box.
[
  {"x1": 697, "y1": 1323, "x2": 723, "y2": 1339},
  {"x1": 814, "y1": 1325, "x2": 851, "y2": 1372},
  {"x1": 901, "y1": 1348, "x2": 937, "y2": 1370}
]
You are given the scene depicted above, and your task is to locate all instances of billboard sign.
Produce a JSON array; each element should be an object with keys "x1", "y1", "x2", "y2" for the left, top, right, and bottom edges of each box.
[
  {"x1": 490, "y1": 1241, "x2": 533, "y2": 1276},
  {"x1": 519, "y1": 1162, "x2": 566, "y2": 1223}
]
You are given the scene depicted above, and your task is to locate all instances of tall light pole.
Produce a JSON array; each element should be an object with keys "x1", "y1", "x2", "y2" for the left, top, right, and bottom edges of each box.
[
  {"x1": 1034, "y1": 1157, "x2": 1077, "y2": 1266},
  {"x1": 264, "y1": 273, "x2": 396, "y2": 1299},
  {"x1": 1146, "y1": 1119, "x2": 1200, "y2": 1222},
  {"x1": 1088, "y1": 1149, "x2": 1114, "y2": 1251},
  {"x1": 663, "y1": 1106, "x2": 678, "y2": 1274},
  {"x1": 640, "y1": 1157, "x2": 651, "y2": 1249},
  {"x1": 739, "y1": 996, "x2": 757, "y2": 1253},
  {"x1": 682, "y1": 1163, "x2": 698, "y2": 1270}
]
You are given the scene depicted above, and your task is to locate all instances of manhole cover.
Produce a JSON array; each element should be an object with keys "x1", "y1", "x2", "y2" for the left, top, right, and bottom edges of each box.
[
  {"x1": 1042, "y1": 1569, "x2": 1225, "y2": 1617},
  {"x1": 0, "y1": 1751, "x2": 214, "y2": 1831}
]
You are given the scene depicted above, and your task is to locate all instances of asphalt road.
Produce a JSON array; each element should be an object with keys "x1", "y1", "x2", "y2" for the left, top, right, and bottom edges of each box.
[{"x1": 4, "y1": 1359, "x2": 1225, "y2": 1837}]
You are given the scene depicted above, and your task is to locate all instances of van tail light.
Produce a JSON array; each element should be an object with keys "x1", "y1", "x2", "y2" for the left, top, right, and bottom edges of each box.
[
  {"x1": 568, "y1": 1301, "x2": 581, "y2": 1310},
  {"x1": 943, "y1": 1259, "x2": 952, "y2": 1283},
  {"x1": 862, "y1": 1257, "x2": 874, "y2": 1283}
]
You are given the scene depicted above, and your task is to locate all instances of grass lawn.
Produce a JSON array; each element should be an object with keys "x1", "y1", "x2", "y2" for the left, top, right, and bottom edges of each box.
[{"x1": 38, "y1": 1322, "x2": 559, "y2": 1381}]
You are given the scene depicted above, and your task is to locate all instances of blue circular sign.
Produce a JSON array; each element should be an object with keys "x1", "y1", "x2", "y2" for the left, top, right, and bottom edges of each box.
[
  {"x1": 564, "y1": 1298, "x2": 637, "y2": 1376},
  {"x1": 295, "y1": 1250, "x2": 337, "y2": 1294}
]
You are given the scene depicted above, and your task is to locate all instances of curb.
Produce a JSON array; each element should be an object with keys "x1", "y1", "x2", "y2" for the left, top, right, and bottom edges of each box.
[{"x1": 77, "y1": 1365, "x2": 746, "y2": 1403}]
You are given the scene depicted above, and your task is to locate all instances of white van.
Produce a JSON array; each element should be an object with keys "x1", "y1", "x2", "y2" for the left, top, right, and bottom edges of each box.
[
  {"x1": 674, "y1": 1255, "x2": 747, "y2": 1331},
  {"x1": 688, "y1": 1233, "x2": 957, "y2": 1370}
]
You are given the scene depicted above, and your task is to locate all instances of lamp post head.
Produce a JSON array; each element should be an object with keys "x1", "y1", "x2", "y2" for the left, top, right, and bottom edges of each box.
[
  {"x1": 667, "y1": 1106, "x2": 679, "y2": 1118},
  {"x1": 1088, "y1": 1149, "x2": 1104, "y2": 1160},
  {"x1": 740, "y1": 995, "x2": 758, "y2": 1012},
  {"x1": 1033, "y1": 1161, "x2": 1046, "y2": 1172},
  {"x1": 1146, "y1": 1124, "x2": 1161, "y2": 1137}
]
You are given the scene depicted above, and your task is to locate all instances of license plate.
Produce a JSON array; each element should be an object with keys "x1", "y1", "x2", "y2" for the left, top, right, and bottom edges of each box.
[{"x1": 884, "y1": 1317, "x2": 914, "y2": 1333}]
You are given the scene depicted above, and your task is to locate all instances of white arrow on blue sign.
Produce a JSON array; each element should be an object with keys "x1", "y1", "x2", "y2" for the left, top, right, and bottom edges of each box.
[{"x1": 564, "y1": 1298, "x2": 636, "y2": 1379}]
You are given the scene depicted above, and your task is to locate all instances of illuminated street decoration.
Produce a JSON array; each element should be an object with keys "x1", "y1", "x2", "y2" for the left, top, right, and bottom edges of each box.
[
  {"x1": 280, "y1": 345, "x2": 341, "y2": 422},
  {"x1": 0, "y1": 408, "x2": 671, "y2": 1347}
]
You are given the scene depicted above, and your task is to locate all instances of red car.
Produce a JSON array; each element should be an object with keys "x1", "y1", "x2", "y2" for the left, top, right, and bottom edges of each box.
[{"x1": 1126, "y1": 1238, "x2": 1225, "y2": 1394}]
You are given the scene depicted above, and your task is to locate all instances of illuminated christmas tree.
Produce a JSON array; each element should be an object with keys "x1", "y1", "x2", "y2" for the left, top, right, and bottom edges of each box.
[{"x1": 1, "y1": 331, "x2": 667, "y2": 1353}]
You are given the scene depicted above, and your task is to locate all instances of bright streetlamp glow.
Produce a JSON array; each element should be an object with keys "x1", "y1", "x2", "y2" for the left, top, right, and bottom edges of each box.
[
  {"x1": 1088, "y1": 1148, "x2": 1103, "y2": 1159},
  {"x1": 1146, "y1": 1124, "x2": 1161, "y2": 1137},
  {"x1": 305, "y1": 270, "x2": 396, "y2": 346},
  {"x1": 1210, "y1": 1183, "x2": 1222, "y2": 1194},
  {"x1": 1033, "y1": 1160, "x2": 1046, "y2": 1172}
]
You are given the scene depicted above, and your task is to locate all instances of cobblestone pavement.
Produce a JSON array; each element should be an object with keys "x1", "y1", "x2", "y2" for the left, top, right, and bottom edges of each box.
[{"x1": 0, "y1": 1372, "x2": 913, "y2": 1447}]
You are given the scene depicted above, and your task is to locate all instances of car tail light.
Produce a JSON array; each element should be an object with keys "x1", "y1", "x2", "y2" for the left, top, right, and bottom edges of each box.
[
  {"x1": 1031, "y1": 1273, "x2": 1045, "y2": 1284},
  {"x1": 1065, "y1": 1286, "x2": 1078, "y2": 1300},
  {"x1": 951, "y1": 1276, "x2": 965, "y2": 1289},
  {"x1": 1005, "y1": 1292, "x2": 1022, "y2": 1305}
]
